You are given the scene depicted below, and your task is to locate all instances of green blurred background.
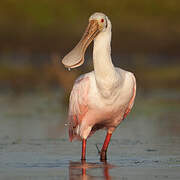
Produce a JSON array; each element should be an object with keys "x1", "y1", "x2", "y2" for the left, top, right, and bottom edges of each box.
[
  {"x1": 0, "y1": 2, "x2": 180, "y2": 176},
  {"x1": 0, "y1": 0, "x2": 180, "y2": 95}
]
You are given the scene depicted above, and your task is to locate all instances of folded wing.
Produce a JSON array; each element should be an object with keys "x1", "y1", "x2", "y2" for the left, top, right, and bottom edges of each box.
[{"x1": 68, "y1": 75, "x2": 90, "y2": 141}]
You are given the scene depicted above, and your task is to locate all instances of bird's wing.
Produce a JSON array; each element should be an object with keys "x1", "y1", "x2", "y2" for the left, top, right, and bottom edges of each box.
[
  {"x1": 123, "y1": 74, "x2": 136, "y2": 119},
  {"x1": 68, "y1": 74, "x2": 90, "y2": 141}
]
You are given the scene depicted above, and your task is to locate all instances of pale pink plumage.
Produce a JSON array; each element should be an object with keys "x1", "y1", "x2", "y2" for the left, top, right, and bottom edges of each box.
[
  {"x1": 62, "y1": 12, "x2": 137, "y2": 160},
  {"x1": 68, "y1": 70, "x2": 136, "y2": 141},
  {"x1": 68, "y1": 74, "x2": 90, "y2": 141}
]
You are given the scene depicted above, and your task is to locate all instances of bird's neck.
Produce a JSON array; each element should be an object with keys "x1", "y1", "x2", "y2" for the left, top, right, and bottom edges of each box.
[{"x1": 93, "y1": 29, "x2": 117, "y2": 92}]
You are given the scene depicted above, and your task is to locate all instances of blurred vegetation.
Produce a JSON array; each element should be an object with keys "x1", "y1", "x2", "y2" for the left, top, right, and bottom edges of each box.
[
  {"x1": 0, "y1": 54, "x2": 180, "y2": 96},
  {"x1": 0, "y1": 0, "x2": 180, "y2": 54},
  {"x1": 0, "y1": 0, "x2": 180, "y2": 94}
]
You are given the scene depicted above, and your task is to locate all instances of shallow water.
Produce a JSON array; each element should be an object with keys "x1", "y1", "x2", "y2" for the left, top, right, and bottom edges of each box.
[{"x1": 0, "y1": 89, "x2": 180, "y2": 179}]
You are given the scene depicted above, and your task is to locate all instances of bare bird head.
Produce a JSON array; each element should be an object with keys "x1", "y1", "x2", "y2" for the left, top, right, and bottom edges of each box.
[{"x1": 62, "y1": 12, "x2": 110, "y2": 69}]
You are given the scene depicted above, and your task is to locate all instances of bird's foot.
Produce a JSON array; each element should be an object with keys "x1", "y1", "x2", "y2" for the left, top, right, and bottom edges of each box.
[
  {"x1": 95, "y1": 144, "x2": 101, "y2": 155},
  {"x1": 100, "y1": 150, "x2": 107, "y2": 161}
]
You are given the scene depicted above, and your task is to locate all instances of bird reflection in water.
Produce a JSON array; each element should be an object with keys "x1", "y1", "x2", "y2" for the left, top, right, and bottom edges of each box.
[{"x1": 69, "y1": 160, "x2": 114, "y2": 180}]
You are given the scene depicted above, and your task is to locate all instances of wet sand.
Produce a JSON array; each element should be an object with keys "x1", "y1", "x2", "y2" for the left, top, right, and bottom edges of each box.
[{"x1": 0, "y1": 90, "x2": 180, "y2": 179}]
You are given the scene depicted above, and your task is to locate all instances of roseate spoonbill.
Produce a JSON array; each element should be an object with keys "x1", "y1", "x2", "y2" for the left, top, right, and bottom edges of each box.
[{"x1": 62, "y1": 12, "x2": 136, "y2": 161}]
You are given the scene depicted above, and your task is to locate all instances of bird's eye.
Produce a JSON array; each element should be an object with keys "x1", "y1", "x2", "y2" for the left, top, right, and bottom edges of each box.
[{"x1": 101, "y1": 19, "x2": 104, "y2": 23}]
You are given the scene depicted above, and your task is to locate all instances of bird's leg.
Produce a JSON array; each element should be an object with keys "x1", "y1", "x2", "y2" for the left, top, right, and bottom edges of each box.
[
  {"x1": 103, "y1": 162, "x2": 111, "y2": 180},
  {"x1": 100, "y1": 132, "x2": 112, "y2": 161},
  {"x1": 81, "y1": 139, "x2": 86, "y2": 161},
  {"x1": 81, "y1": 160, "x2": 87, "y2": 177}
]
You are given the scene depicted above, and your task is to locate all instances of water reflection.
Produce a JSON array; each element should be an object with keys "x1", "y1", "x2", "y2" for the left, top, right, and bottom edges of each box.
[
  {"x1": 0, "y1": 90, "x2": 180, "y2": 179},
  {"x1": 69, "y1": 161, "x2": 114, "y2": 180}
]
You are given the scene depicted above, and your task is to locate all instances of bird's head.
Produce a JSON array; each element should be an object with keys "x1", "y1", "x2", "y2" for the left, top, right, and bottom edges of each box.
[
  {"x1": 62, "y1": 12, "x2": 110, "y2": 69},
  {"x1": 89, "y1": 12, "x2": 108, "y2": 32}
]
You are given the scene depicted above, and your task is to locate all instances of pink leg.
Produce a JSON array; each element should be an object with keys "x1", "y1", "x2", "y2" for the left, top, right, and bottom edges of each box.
[
  {"x1": 103, "y1": 164, "x2": 111, "y2": 180},
  {"x1": 100, "y1": 133, "x2": 112, "y2": 161},
  {"x1": 81, "y1": 139, "x2": 86, "y2": 160},
  {"x1": 81, "y1": 161, "x2": 86, "y2": 177}
]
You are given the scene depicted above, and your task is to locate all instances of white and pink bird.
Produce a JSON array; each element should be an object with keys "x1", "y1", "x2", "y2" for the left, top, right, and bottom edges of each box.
[{"x1": 62, "y1": 12, "x2": 136, "y2": 161}]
